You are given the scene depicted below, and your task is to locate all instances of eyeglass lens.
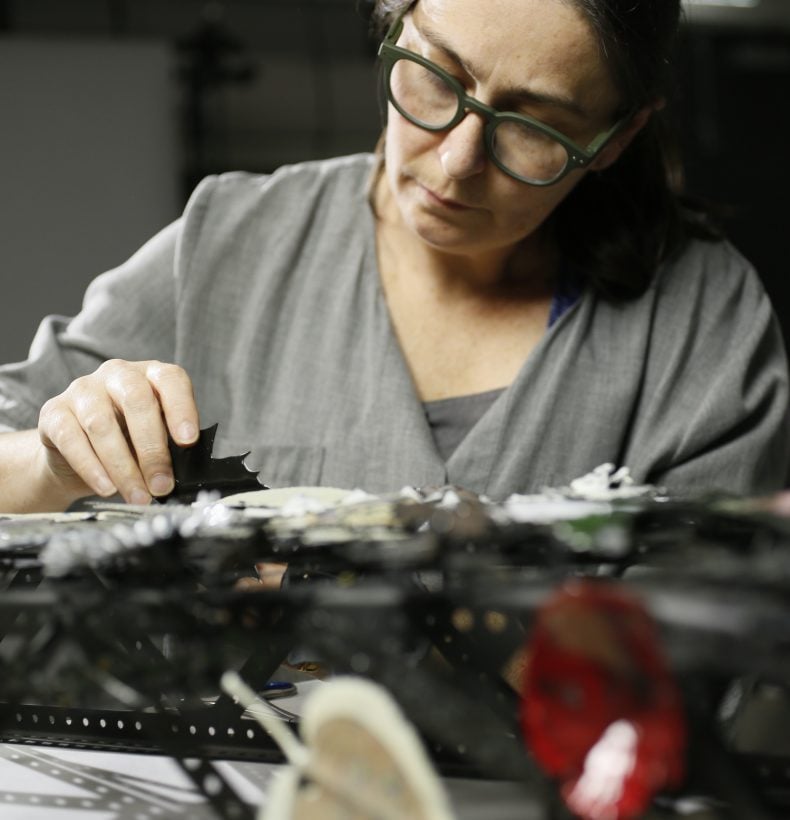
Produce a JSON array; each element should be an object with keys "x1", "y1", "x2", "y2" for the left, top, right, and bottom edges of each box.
[{"x1": 388, "y1": 57, "x2": 569, "y2": 183}]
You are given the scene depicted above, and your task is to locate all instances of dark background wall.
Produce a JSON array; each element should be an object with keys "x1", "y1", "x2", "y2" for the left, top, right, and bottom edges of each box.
[
  {"x1": 1, "y1": 0, "x2": 789, "y2": 362},
  {"x1": 676, "y1": 17, "x2": 790, "y2": 352}
]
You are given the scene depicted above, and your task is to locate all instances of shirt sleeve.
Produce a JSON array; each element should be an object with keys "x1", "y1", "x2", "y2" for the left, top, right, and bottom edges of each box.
[
  {"x1": 0, "y1": 219, "x2": 179, "y2": 432},
  {"x1": 624, "y1": 241, "x2": 790, "y2": 496}
]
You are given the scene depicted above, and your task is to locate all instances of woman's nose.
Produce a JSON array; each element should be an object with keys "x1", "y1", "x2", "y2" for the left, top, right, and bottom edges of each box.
[{"x1": 438, "y1": 111, "x2": 487, "y2": 180}]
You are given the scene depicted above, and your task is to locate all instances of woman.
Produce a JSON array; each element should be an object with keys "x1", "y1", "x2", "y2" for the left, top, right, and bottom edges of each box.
[{"x1": 0, "y1": 0, "x2": 786, "y2": 512}]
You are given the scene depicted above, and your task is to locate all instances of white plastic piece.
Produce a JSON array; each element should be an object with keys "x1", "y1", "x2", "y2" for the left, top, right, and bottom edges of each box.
[
  {"x1": 222, "y1": 672, "x2": 455, "y2": 820},
  {"x1": 288, "y1": 676, "x2": 455, "y2": 820},
  {"x1": 219, "y1": 486, "x2": 355, "y2": 509}
]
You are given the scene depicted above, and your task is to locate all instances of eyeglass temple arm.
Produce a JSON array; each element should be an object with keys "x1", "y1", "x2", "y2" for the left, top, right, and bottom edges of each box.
[
  {"x1": 381, "y1": 6, "x2": 408, "y2": 51},
  {"x1": 584, "y1": 113, "x2": 633, "y2": 157}
]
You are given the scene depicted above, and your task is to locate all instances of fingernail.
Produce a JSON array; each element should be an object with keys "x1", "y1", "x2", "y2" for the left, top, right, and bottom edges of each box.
[
  {"x1": 149, "y1": 473, "x2": 174, "y2": 496},
  {"x1": 96, "y1": 476, "x2": 117, "y2": 497},
  {"x1": 179, "y1": 422, "x2": 197, "y2": 442},
  {"x1": 130, "y1": 487, "x2": 151, "y2": 506}
]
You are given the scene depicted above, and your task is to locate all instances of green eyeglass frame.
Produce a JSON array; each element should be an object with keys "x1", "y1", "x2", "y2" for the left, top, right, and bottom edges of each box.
[{"x1": 377, "y1": 7, "x2": 631, "y2": 186}]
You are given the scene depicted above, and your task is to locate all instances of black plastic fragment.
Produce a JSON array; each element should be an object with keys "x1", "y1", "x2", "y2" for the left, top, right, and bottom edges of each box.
[{"x1": 157, "y1": 423, "x2": 265, "y2": 503}]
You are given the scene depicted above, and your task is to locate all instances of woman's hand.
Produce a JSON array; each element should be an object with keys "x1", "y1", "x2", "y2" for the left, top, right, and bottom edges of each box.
[
  {"x1": 37, "y1": 359, "x2": 199, "y2": 505},
  {"x1": 234, "y1": 563, "x2": 288, "y2": 592}
]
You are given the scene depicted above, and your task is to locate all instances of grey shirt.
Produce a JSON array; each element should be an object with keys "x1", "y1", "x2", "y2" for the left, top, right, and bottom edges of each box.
[
  {"x1": 424, "y1": 389, "x2": 505, "y2": 462},
  {"x1": 0, "y1": 153, "x2": 787, "y2": 498}
]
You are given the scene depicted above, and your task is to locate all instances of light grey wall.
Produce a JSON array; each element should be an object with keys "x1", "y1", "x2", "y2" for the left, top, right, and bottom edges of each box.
[
  {"x1": 0, "y1": 37, "x2": 180, "y2": 364},
  {"x1": 0, "y1": 4, "x2": 382, "y2": 368}
]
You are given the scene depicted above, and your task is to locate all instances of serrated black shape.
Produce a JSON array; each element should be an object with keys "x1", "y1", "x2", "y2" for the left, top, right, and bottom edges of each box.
[{"x1": 158, "y1": 423, "x2": 265, "y2": 503}]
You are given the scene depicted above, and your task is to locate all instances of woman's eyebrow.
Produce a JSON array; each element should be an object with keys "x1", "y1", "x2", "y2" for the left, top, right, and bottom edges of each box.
[{"x1": 413, "y1": 16, "x2": 590, "y2": 119}]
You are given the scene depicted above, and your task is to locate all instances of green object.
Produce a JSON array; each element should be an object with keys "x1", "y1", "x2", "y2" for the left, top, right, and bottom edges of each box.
[{"x1": 378, "y1": 9, "x2": 631, "y2": 186}]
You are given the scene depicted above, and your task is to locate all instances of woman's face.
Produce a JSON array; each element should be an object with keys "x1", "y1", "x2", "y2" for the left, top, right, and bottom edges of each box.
[{"x1": 382, "y1": 0, "x2": 624, "y2": 258}]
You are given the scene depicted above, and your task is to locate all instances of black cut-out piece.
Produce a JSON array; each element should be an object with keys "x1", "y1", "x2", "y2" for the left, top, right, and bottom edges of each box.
[{"x1": 158, "y1": 423, "x2": 265, "y2": 503}]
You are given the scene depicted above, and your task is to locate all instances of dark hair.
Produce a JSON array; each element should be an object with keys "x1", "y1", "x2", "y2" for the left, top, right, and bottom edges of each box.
[{"x1": 370, "y1": 0, "x2": 719, "y2": 300}]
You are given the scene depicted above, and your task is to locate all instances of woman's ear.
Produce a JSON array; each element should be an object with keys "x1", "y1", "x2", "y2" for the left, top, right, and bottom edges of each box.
[{"x1": 589, "y1": 103, "x2": 660, "y2": 172}]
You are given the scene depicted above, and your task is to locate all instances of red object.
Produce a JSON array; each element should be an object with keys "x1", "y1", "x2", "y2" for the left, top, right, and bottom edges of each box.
[{"x1": 521, "y1": 580, "x2": 686, "y2": 820}]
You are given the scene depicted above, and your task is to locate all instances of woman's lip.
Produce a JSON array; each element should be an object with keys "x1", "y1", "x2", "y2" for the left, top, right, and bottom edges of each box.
[{"x1": 418, "y1": 182, "x2": 473, "y2": 210}]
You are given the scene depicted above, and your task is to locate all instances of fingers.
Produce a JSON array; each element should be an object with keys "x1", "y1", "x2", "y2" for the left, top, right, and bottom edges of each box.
[
  {"x1": 102, "y1": 363, "x2": 174, "y2": 501},
  {"x1": 234, "y1": 576, "x2": 265, "y2": 592},
  {"x1": 144, "y1": 361, "x2": 200, "y2": 447},
  {"x1": 39, "y1": 359, "x2": 200, "y2": 505},
  {"x1": 255, "y1": 562, "x2": 288, "y2": 589},
  {"x1": 39, "y1": 400, "x2": 118, "y2": 499},
  {"x1": 234, "y1": 564, "x2": 288, "y2": 594},
  {"x1": 60, "y1": 367, "x2": 156, "y2": 504}
]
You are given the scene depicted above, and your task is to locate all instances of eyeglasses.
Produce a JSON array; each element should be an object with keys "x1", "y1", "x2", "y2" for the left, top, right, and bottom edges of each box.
[{"x1": 377, "y1": 8, "x2": 630, "y2": 187}]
